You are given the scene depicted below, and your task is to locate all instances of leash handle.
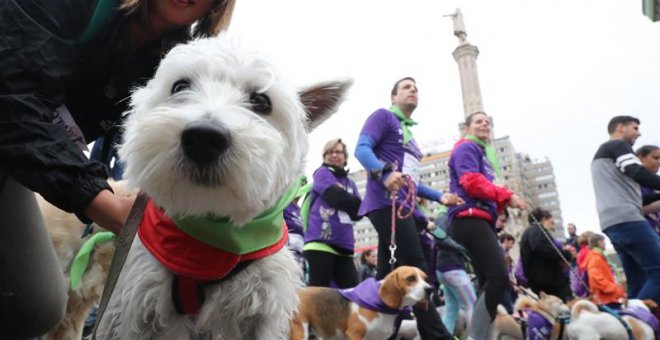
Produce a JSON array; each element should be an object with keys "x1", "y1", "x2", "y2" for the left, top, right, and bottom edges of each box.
[
  {"x1": 92, "y1": 192, "x2": 148, "y2": 340},
  {"x1": 388, "y1": 174, "x2": 417, "y2": 268}
]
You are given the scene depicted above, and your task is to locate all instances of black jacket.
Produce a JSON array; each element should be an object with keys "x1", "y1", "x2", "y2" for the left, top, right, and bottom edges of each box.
[
  {"x1": 519, "y1": 224, "x2": 571, "y2": 290},
  {"x1": 0, "y1": 0, "x2": 187, "y2": 221}
]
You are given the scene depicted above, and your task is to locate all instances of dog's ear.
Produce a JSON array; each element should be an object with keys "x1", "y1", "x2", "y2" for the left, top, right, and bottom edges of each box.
[
  {"x1": 299, "y1": 79, "x2": 353, "y2": 131},
  {"x1": 380, "y1": 271, "x2": 404, "y2": 310}
]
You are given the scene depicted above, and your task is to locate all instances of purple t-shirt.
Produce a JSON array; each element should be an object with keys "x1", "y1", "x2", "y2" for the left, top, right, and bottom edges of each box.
[
  {"x1": 447, "y1": 140, "x2": 498, "y2": 225},
  {"x1": 358, "y1": 108, "x2": 423, "y2": 216},
  {"x1": 304, "y1": 165, "x2": 360, "y2": 252},
  {"x1": 283, "y1": 202, "x2": 304, "y2": 236}
]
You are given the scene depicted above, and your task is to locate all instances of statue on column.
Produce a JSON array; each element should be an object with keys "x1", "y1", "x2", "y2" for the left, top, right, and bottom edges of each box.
[{"x1": 446, "y1": 8, "x2": 467, "y2": 43}]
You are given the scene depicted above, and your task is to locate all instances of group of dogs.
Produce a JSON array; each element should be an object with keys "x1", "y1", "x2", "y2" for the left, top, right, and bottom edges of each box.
[{"x1": 30, "y1": 34, "x2": 658, "y2": 339}]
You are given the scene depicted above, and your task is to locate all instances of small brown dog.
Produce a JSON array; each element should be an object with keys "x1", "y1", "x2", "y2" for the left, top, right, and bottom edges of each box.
[{"x1": 290, "y1": 266, "x2": 431, "y2": 340}]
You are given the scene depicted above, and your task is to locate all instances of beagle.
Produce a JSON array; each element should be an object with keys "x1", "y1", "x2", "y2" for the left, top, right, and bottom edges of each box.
[{"x1": 290, "y1": 265, "x2": 431, "y2": 340}]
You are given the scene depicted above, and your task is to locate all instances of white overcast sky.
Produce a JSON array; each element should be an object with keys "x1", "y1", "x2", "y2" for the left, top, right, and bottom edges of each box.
[{"x1": 228, "y1": 0, "x2": 660, "y2": 235}]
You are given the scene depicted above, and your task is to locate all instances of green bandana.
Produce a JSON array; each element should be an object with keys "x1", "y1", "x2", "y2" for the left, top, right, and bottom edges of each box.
[
  {"x1": 174, "y1": 179, "x2": 302, "y2": 255},
  {"x1": 390, "y1": 106, "x2": 417, "y2": 144},
  {"x1": 298, "y1": 182, "x2": 313, "y2": 233},
  {"x1": 465, "y1": 134, "x2": 501, "y2": 179},
  {"x1": 70, "y1": 231, "x2": 116, "y2": 290}
]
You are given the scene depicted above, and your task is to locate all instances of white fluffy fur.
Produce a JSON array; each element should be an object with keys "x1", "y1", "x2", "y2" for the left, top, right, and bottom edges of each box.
[
  {"x1": 96, "y1": 34, "x2": 351, "y2": 339},
  {"x1": 568, "y1": 299, "x2": 655, "y2": 340}
]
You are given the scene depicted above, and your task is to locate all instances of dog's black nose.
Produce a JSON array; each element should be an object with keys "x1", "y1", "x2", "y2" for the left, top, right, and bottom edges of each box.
[{"x1": 181, "y1": 122, "x2": 231, "y2": 165}]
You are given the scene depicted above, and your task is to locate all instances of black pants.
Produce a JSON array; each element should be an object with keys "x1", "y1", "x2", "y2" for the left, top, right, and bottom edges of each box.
[
  {"x1": 0, "y1": 175, "x2": 67, "y2": 338},
  {"x1": 304, "y1": 250, "x2": 358, "y2": 288},
  {"x1": 449, "y1": 218, "x2": 509, "y2": 321},
  {"x1": 369, "y1": 208, "x2": 452, "y2": 340}
]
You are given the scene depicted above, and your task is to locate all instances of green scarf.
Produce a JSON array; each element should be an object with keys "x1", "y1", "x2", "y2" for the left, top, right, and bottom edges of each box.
[
  {"x1": 389, "y1": 106, "x2": 417, "y2": 144},
  {"x1": 298, "y1": 182, "x2": 313, "y2": 233},
  {"x1": 70, "y1": 231, "x2": 116, "y2": 290},
  {"x1": 465, "y1": 134, "x2": 501, "y2": 179},
  {"x1": 174, "y1": 179, "x2": 302, "y2": 255},
  {"x1": 593, "y1": 247, "x2": 618, "y2": 273}
]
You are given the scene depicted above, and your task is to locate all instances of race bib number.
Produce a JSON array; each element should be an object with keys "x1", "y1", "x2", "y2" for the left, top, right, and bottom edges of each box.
[
  {"x1": 52, "y1": 105, "x2": 88, "y2": 151},
  {"x1": 402, "y1": 152, "x2": 420, "y2": 184}
]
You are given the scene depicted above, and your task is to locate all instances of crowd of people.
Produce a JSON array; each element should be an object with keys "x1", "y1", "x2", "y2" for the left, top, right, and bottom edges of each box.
[
  {"x1": 292, "y1": 91, "x2": 660, "y2": 340},
  {"x1": 1, "y1": 1, "x2": 659, "y2": 338}
]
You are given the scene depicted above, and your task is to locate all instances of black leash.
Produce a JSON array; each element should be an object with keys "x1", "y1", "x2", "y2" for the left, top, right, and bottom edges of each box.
[{"x1": 92, "y1": 192, "x2": 147, "y2": 339}]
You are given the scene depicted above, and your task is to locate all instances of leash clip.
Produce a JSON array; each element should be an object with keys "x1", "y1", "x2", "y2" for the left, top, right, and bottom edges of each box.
[{"x1": 388, "y1": 244, "x2": 397, "y2": 265}]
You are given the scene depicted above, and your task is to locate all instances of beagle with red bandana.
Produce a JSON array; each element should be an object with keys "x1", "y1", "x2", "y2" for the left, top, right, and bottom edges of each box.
[{"x1": 290, "y1": 266, "x2": 432, "y2": 340}]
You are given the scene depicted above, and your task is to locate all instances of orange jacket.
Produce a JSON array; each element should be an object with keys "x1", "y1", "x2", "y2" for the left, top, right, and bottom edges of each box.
[{"x1": 585, "y1": 249, "x2": 625, "y2": 305}]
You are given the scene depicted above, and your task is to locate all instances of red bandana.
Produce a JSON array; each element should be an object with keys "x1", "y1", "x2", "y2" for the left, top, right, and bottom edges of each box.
[{"x1": 138, "y1": 198, "x2": 288, "y2": 280}]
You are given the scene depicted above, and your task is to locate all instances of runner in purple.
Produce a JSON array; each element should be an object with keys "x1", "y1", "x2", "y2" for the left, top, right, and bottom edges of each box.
[
  {"x1": 354, "y1": 77, "x2": 462, "y2": 340},
  {"x1": 303, "y1": 139, "x2": 361, "y2": 288}
]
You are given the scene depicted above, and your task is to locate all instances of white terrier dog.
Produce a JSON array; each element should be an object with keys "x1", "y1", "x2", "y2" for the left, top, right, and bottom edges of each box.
[{"x1": 96, "y1": 34, "x2": 352, "y2": 339}]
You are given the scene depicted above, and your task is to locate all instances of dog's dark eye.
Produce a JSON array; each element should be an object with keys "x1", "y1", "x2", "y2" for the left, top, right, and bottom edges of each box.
[
  {"x1": 406, "y1": 275, "x2": 416, "y2": 283},
  {"x1": 249, "y1": 92, "x2": 272, "y2": 115},
  {"x1": 171, "y1": 80, "x2": 191, "y2": 94}
]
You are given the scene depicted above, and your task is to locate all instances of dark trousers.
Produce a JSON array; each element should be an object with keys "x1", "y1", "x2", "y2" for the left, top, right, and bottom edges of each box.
[
  {"x1": 304, "y1": 250, "x2": 358, "y2": 288},
  {"x1": 449, "y1": 218, "x2": 509, "y2": 320},
  {"x1": 0, "y1": 175, "x2": 67, "y2": 338},
  {"x1": 369, "y1": 208, "x2": 452, "y2": 340}
]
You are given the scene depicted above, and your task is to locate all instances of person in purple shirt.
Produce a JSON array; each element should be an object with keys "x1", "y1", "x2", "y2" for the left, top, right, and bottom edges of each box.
[
  {"x1": 354, "y1": 77, "x2": 463, "y2": 340},
  {"x1": 447, "y1": 112, "x2": 526, "y2": 339},
  {"x1": 637, "y1": 145, "x2": 660, "y2": 233},
  {"x1": 303, "y1": 139, "x2": 362, "y2": 288}
]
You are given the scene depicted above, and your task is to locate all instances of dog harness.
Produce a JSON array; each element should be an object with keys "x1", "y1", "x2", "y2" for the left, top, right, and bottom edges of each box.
[
  {"x1": 338, "y1": 278, "x2": 411, "y2": 315},
  {"x1": 138, "y1": 184, "x2": 299, "y2": 315},
  {"x1": 523, "y1": 309, "x2": 554, "y2": 340},
  {"x1": 520, "y1": 309, "x2": 570, "y2": 340},
  {"x1": 620, "y1": 305, "x2": 660, "y2": 338},
  {"x1": 598, "y1": 304, "x2": 635, "y2": 340}
]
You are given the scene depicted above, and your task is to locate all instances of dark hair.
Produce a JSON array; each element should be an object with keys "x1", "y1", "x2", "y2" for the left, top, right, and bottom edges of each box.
[
  {"x1": 391, "y1": 77, "x2": 416, "y2": 96},
  {"x1": 607, "y1": 116, "x2": 640, "y2": 134},
  {"x1": 528, "y1": 207, "x2": 552, "y2": 224},
  {"x1": 360, "y1": 249, "x2": 374, "y2": 264},
  {"x1": 465, "y1": 111, "x2": 488, "y2": 126},
  {"x1": 636, "y1": 145, "x2": 659, "y2": 158},
  {"x1": 499, "y1": 232, "x2": 515, "y2": 243}
]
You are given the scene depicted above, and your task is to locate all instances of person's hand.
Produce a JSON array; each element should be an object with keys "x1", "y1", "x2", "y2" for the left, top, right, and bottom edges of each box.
[
  {"x1": 563, "y1": 245, "x2": 577, "y2": 256},
  {"x1": 508, "y1": 194, "x2": 526, "y2": 210},
  {"x1": 84, "y1": 189, "x2": 137, "y2": 234},
  {"x1": 383, "y1": 171, "x2": 405, "y2": 194},
  {"x1": 440, "y1": 193, "x2": 464, "y2": 206}
]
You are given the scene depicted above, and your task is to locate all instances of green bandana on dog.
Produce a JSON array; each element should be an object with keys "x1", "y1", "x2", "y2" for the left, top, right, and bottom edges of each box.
[
  {"x1": 174, "y1": 179, "x2": 302, "y2": 254},
  {"x1": 70, "y1": 231, "x2": 116, "y2": 290}
]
